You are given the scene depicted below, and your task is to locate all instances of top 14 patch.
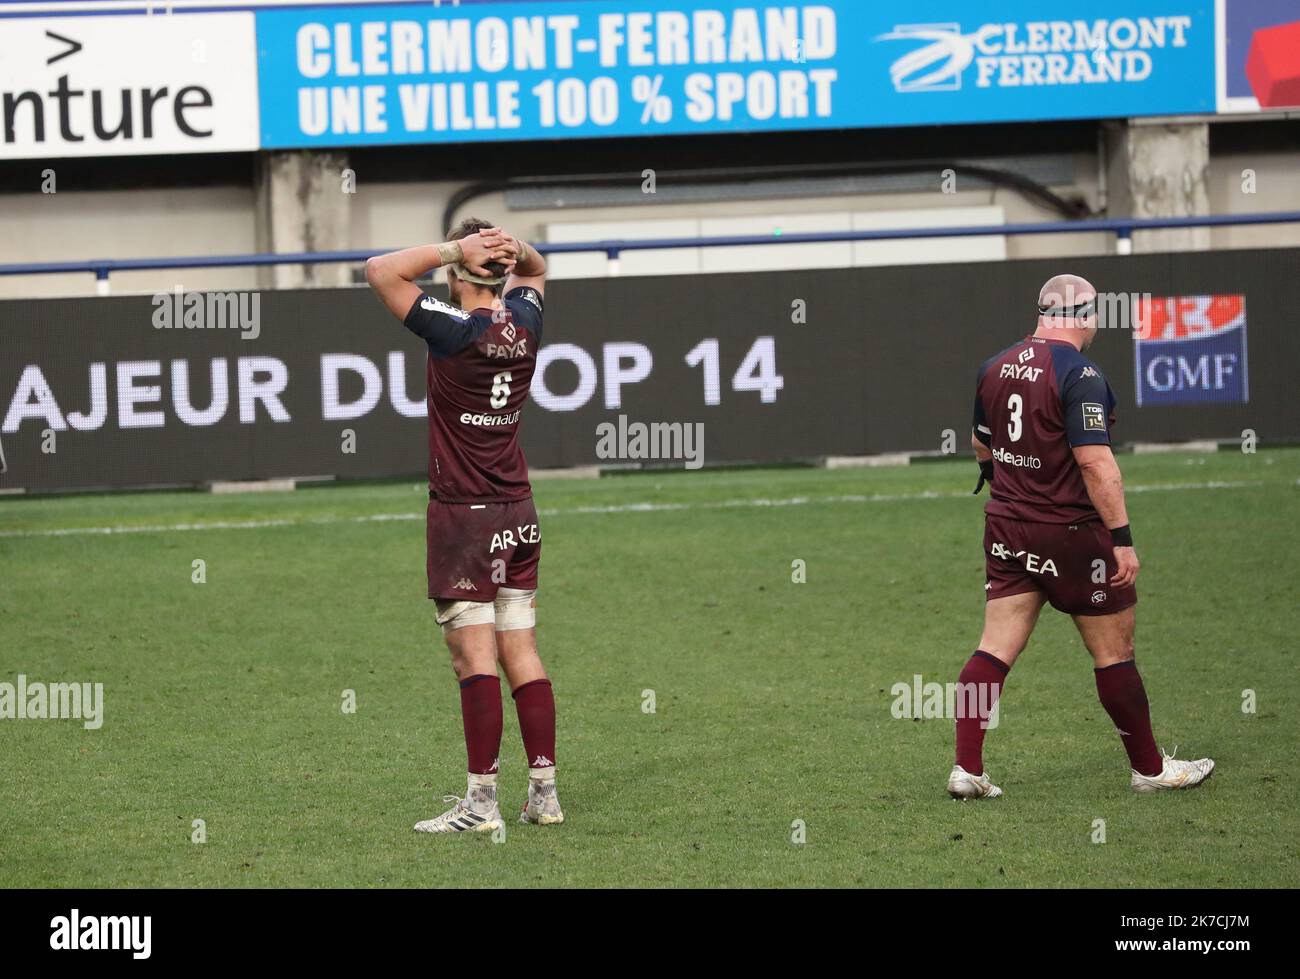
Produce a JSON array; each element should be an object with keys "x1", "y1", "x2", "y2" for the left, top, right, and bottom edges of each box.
[{"x1": 1082, "y1": 403, "x2": 1107, "y2": 431}]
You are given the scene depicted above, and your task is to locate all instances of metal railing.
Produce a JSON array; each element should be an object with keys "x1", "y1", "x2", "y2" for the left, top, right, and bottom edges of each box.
[{"x1": 2, "y1": 211, "x2": 1298, "y2": 295}]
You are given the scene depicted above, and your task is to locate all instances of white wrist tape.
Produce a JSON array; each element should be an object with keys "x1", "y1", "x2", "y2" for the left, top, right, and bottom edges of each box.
[{"x1": 437, "y1": 241, "x2": 464, "y2": 267}]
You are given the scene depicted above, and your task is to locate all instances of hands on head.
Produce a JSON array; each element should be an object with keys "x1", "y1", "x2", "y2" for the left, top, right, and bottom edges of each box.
[{"x1": 457, "y1": 227, "x2": 520, "y2": 278}]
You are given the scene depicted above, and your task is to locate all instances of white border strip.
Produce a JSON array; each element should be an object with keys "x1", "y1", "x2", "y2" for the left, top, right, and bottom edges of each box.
[{"x1": 0, "y1": 479, "x2": 1277, "y2": 540}]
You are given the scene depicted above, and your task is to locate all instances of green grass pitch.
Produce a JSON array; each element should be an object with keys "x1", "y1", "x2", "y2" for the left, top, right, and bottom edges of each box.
[{"x1": 1, "y1": 449, "x2": 1297, "y2": 888}]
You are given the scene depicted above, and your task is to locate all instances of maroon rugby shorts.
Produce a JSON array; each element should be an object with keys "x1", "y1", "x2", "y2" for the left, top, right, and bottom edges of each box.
[
  {"x1": 983, "y1": 513, "x2": 1136, "y2": 616},
  {"x1": 426, "y1": 496, "x2": 540, "y2": 601}
]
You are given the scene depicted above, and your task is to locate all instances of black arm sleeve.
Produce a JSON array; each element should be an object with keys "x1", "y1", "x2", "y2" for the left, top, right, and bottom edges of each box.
[
  {"x1": 973, "y1": 392, "x2": 992, "y2": 447},
  {"x1": 402, "y1": 294, "x2": 484, "y2": 358},
  {"x1": 972, "y1": 363, "x2": 992, "y2": 447}
]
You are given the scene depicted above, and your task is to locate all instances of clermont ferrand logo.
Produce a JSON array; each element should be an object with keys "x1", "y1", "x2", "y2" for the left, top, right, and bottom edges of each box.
[
  {"x1": 875, "y1": 17, "x2": 1197, "y2": 97},
  {"x1": 875, "y1": 23, "x2": 980, "y2": 92}
]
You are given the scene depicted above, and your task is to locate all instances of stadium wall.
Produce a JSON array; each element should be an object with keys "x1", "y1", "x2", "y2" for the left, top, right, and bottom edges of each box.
[
  {"x1": 1, "y1": 247, "x2": 1296, "y2": 493},
  {"x1": 3, "y1": 138, "x2": 1299, "y2": 300}
]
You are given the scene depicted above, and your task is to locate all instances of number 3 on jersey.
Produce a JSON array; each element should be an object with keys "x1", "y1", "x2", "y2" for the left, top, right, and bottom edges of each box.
[
  {"x1": 491, "y1": 371, "x2": 512, "y2": 409},
  {"x1": 1007, "y1": 393, "x2": 1023, "y2": 442}
]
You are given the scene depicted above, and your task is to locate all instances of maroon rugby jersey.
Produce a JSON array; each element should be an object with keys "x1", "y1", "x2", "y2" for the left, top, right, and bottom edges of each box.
[
  {"x1": 402, "y1": 286, "x2": 544, "y2": 503},
  {"x1": 973, "y1": 335, "x2": 1117, "y2": 524}
]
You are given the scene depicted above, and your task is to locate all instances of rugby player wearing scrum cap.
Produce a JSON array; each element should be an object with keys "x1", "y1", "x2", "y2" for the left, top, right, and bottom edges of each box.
[
  {"x1": 366, "y1": 219, "x2": 562, "y2": 833},
  {"x1": 949, "y1": 274, "x2": 1214, "y2": 799}
]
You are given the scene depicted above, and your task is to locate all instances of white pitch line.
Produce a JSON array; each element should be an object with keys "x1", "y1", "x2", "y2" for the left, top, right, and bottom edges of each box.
[
  {"x1": 0, "y1": 513, "x2": 419, "y2": 539},
  {"x1": 0, "y1": 479, "x2": 1277, "y2": 541}
]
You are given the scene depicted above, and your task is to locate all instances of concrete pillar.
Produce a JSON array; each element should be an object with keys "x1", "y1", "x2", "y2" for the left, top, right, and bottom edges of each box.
[
  {"x1": 254, "y1": 150, "x2": 353, "y2": 289},
  {"x1": 1105, "y1": 120, "x2": 1211, "y2": 253}
]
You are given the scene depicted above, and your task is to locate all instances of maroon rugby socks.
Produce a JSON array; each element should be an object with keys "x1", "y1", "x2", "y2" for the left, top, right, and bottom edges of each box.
[
  {"x1": 1094, "y1": 661, "x2": 1163, "y2": 777},
  {"x1": 512, "y1": 678, "x2": 557, "y2": 773},
  {"x1": 459, "y1": 674, "x2": 502, "y2": 775},
  {"x1": 459, "y1": 674, "x2": 556, "y2": 778},
  {"x1": 953, "y1": 652, "x2": 1165, "y2": 779},
  {"x1": 954, "y1": 651, "x2": 1009, "y2": 776}
]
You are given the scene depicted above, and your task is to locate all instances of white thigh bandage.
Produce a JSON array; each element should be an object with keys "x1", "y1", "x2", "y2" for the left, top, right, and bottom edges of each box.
[
  {"x1": 434, "y1": 599, "x2": 496, "y2": 633},
  {"x1": 494, "y1": 588, "x2": 536, "y2": 632}
]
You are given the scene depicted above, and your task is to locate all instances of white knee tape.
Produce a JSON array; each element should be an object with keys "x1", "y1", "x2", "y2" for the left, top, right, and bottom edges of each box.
[
  {"x1": 435, "y1": 599, "x2": 496, "y2": 633},
  {"x1": 494, "y1": 587, "x2": 536, "y2": 632}
]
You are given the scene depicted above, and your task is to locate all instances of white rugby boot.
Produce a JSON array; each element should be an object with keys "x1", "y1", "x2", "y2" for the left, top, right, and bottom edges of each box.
[
  {"x1": 1130, "y1": 747, "x2": 1215, "y2": 793},
  {"x1": 519, "y1": 769, "x2": 564, "y2": 825},
  {"x1": 414, "y1": 777, "x2": 502, "y2": 833},
  {"x1": 947, "y1": 764, "x2": 1003, "y2": 800}
]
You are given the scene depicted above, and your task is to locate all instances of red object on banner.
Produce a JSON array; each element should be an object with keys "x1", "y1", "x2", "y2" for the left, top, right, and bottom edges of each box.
[
  {"x1": 1245, "y1": 21, "x2": 1300, "y2": 108},
  {"x1": 1134, "y1": 295, "x2": 1245, "y2": 342}
]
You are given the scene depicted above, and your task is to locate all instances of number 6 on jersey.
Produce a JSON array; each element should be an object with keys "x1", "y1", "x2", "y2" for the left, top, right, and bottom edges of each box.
[{"x1": 491, "y1": 371, "x2": 512, "y2": 409}]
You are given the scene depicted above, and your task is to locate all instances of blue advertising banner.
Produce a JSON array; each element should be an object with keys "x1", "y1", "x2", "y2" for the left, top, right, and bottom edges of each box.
[
  {"x1": 254, "y1": 0, "x2": 1218, "y2": 149},
  {"x1": 1134, "y1": 295, "x2": 1249, "y2": 407}
]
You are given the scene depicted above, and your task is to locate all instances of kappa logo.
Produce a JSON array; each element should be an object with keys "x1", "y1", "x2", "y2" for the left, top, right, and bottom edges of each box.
[
  {"x1": 452, "y1": 577, "x2": 476, "y2": 591},
  {"x1": 1091, "y1": 590, "x2": 1108, "y2": 605},
  {"x1": 1081, "y1": 366, "x2": 1099, "y2": 378},
  {"x1": 532, "y1": 754, "x2": 553, "y2": 767},
  {"x1": 1018, "y1": 347, "x2": 1036, "y2": 364}
]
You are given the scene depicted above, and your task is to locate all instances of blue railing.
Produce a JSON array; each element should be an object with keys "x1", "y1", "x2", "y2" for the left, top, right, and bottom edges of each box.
[{"x1": 2, "y1": 211, "x2": 1298, "y2": 294}]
